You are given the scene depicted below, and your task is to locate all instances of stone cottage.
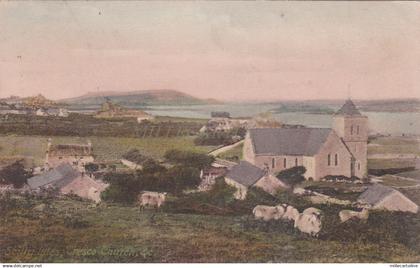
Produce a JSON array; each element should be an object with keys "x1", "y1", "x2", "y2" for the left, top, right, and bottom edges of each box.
[
  {"x1": 45, "y1": 139, "x2": 94, "y2": 170},
  {"x1": 243, "y1": 100, "x2": 368, "y2": 181},
  {"x1": 224, "y1": 161, "x2": 287, "y2": 199},
  {"x1": 358, "y1": 184, "x2": 418, "y2": 213}
]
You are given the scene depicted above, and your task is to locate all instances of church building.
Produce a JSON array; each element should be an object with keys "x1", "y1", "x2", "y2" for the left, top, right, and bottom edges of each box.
[{"x1": 243, "y1": 100, "x2": 368, "y2": 181}]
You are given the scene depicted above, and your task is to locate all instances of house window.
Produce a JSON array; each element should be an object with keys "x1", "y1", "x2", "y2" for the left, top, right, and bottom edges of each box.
[
  {"x1": 357, "y1": 125, "x2": 360, "y2": 135},
  {"x1": 358, "y1": 163, "x2": 361, "y2": 170},
  {"x1": 327, "y1": 154, "x2": 331, "y2": 166},
  {"x1": 350, "y1": 125, "x2": 354, "y2": 135},
  {"x1": 283, "y1": 158, "x2": 287, "y2": 168},
  {"x1": 272, "y1": 158, "x2": 275, "y2": 169},
  {"x1": 335, "y1": 154, "x2": 338, "y2": 166},
  {"x1": 295, "y1": 158, "x2": 298, "y2": 167}
]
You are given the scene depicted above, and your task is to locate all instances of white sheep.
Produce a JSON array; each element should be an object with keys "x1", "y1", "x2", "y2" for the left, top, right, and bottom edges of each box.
[
  {"x1": 294, "y1": 207, "x2": 323, "y2": 237},
  {"x1": 253, "y1": 205, "x2": 285, "y2": 221}
]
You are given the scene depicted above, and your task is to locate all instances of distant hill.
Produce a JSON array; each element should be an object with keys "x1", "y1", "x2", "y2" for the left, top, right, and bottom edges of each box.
[{"x1": 60, "y1": 90, "x2": 221, "y2": 106}]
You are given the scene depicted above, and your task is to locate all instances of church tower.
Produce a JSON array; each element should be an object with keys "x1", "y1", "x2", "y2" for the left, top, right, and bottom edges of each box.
[{"x1": 332, "y1": 99, "x2": 368, "y2": 178}]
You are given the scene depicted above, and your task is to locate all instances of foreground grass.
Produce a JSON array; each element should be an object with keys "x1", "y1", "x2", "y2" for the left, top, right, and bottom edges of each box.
[
  {"x1": 1, "y1": 197, "x2": 419, "y2": 263},
  {"x1": 0, "y1": 135, "x2": 216, "y2": 165}
]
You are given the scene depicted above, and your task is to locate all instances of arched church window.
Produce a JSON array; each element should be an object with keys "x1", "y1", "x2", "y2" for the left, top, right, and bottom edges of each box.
[
  {"x1": 272, "y1": 158, "x2": 275, "y2": 169},
  {"x1": 335, "y1": 154, "x2": 338, "y2": 166},
  {"x1": 283, "y1": 158, "x2": 287, "y2": 168},
  {"x1": 327, "y1": 154, "x2": 331, "y2": 166}
]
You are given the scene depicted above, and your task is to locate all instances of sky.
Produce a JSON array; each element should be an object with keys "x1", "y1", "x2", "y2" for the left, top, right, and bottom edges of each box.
[{"x1": 0, "y1": 1, "x2": 419, "y2": 101}]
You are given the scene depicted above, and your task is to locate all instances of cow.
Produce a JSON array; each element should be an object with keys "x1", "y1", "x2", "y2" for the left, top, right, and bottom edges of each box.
[
  {"x1": 253, "y1": 205, "x2": 285, "y2": 221},
  {"x1": 339, "y1": 208, "x2": 369, "y2": 223},
  {"x1": 138, "y1": 191, "x2": 167, "y2": 209},
  {"x1": 294, "y1": 208, "x2": 323, "y2": 237}
]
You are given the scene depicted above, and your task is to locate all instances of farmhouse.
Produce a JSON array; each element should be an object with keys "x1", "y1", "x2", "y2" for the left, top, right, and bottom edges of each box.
[
  {"x1": 358, "y1": 184, "x2": 418, "y2": 213},
  {"x1": 224, "y1": 161, "x2": 287, "y2": 199},
  {"x1": 46, "y1": 139, "x2": 94, "y2": 170},
  {"x1": 243, "y1": 100, "x2": 368, "y2": 181}
]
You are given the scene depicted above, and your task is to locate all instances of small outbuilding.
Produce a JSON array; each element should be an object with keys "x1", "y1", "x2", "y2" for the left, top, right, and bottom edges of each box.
[
  {"x1": 224, "y1": 161, "x2": 287, "y2": 199},
  {"x1": 358, "y1": 183, "x2": 418, "y2": 213},
  {"x1": 27, "y1": 163, "x2": 107, "y2": 202}
]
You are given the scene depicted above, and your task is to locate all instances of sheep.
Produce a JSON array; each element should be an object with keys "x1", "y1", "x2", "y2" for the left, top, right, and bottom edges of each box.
[
  {"x1": 253, "y1": 205, "x2": 285, "y2": 221},
  {"x1": 294, "y1": 208, "x2": 323, "y2": 237},
  {"x1": 339, "y1": 208, "x2": 369, "y2": 223},
  {"x1": 138, "y1": 191, "x2": 167, "y2": 208},
  {"x1": 282, "y1": 205, "x2": 300, "y2": 221}
]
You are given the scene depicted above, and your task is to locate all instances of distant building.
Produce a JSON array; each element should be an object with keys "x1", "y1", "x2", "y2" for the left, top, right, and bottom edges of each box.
[
  {"x1": 46, "y1": 139, "x2": 94, "y2": 170},
  {"x1": 224, "y1": 161, "x2": 287, "y2": 199},
  {"x1": 243, "y1": 100, "x2": 368, "y2": 181},
  {"x1": 96, "y1": 99, "x2": 154, "y2": 121},
  {"x1": 211, "y1": 111, "x2": 230, "y2": 119},
  {"x1": 358, "y1": 184, "x2": 418, "y2": 213}
]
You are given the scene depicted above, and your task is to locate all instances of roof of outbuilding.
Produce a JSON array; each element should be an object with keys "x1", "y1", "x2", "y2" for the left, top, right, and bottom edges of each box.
[
  {"x1": 335, "y1": 99, "x2": 362, "y2": 116},
  {"x1": 357, "y1": 184, "x2": 396, "y2": 205},
  {"x1": 225, "y1": 161, "x2": 266, "y2": 187},
  {"x1": 27, "y1": 163, "x2": 80, "y2": 189},
  {"x1": 249, "y1": 128, "x2": 332, "y2": 156}
]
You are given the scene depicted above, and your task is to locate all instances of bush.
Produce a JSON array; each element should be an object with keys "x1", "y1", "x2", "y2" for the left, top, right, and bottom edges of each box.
[
  {"x1": 0, "y1": 161, "x2": 32, "y2": 188},
  {"x1": 122, "y1": 149, "x2": 148, "y2": 164},
  {"x1": 164, "y1": 149, "x2": 214, "y2": 169},
  {"x1": 276, "y1": 166, "x2": 306, "y2": 187}
]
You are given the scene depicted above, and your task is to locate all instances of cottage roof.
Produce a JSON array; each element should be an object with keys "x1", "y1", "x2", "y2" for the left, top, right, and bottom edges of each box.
[
  {"x1": 225, "y1": 161, "x2": 265, "y2": 187},
  {"x1": 335, "y1": 99, "x2": 362, "y2": 116},
  {"x1": 27, "y1": 163, "x2": 80, "y2": 189},
  {"x1": 48, "y1": 144, "x2": 91, "y2": 157},
  {"x1": 249, "y1": 128, "x2": 331, "y2": 156},
  {"x1": 358, "y1": 184, "x2": 397, "y2": 205}
]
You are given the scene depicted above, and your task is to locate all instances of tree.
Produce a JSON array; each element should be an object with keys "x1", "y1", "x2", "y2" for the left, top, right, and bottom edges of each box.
[
  {"x1": 0, "y1": 161, "x2": 31, "y2": 188},
  {"x1": 166, "y1": 165, "x2": 201, "y2": 194}
]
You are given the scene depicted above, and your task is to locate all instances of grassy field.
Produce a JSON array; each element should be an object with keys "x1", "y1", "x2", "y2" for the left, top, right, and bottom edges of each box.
[
  {"x1": 1, "y1": 196, "x2": 419, "y2": 263},
  {"x1": 0, "y1": 135, "x2": 216, "y2": 166},
  {"x1": 217, "y1": 143, "x2": 244, "y2": 163}
]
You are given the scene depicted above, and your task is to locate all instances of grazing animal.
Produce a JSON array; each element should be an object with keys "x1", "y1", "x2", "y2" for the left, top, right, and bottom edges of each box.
[
  {"x1": 294, "y1": 208, "x2": 323, "y2": 237},
  {"x1": 253, "y1": 205, "x2": 285, "y2": 221},
  {"x1": 138, "y1": 191, "x2": 167, "y2": 208},
  {"x1": 339, "y1": 208, "x2": 369, "y2": 223},
  {"x1": 302, "y1": 207, "x2": 322, "y2": 216},
  {"x1": 282, "y1": 205, "x2": 300, "y2": 221}
]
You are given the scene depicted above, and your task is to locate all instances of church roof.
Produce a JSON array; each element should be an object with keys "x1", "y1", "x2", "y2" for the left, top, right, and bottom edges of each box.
[
  {"x1": 249, "y1": 128, "x2": 332, "y2": 156},
  {"x1": 335, "y1": 99, "x2": 362, "y2": 116}
]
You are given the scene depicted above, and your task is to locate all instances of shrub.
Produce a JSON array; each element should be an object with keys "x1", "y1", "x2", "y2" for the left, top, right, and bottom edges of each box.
[
  {"x1": 276, "y1": 166, "x2": 306, "y2": 187},
  {"x1": 164, "y1": 149, "x2": 214, "y2": 169},
  {"x1": 0, "y1": 161, "x2": 32, "y2": 188},
  {"x1": 122, "y1": 149, "x2": 148, "y2": 164}
]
